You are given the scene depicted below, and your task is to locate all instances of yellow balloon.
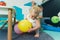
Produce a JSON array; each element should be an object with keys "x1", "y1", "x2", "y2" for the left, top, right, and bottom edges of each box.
[{"x1": 18, "y1": 20, "x2": 32, "y2": 32}]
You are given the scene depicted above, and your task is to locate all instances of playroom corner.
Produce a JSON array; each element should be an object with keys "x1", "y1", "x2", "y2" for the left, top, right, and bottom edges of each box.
[{"x1": 0, "y1": 0, "x2": 60, "y2": 40}]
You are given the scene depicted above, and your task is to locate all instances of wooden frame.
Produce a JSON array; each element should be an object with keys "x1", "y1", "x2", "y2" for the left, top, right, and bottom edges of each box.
[{"x1": 0, "y1": 6, "x2": 15, "y2": 40}]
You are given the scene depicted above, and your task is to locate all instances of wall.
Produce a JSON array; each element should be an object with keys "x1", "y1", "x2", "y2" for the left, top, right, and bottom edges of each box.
[
  {"x1": 0, "y1": 0, "x2": 49, "y2": 20},
  {"x1": 4, "y1": 0, "x2": 43, "y2": 20}
]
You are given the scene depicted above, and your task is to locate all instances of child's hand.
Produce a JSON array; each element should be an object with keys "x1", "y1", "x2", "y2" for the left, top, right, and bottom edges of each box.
[{"x1": 28, "y1": 28, "x2": 33, "y2": 33}]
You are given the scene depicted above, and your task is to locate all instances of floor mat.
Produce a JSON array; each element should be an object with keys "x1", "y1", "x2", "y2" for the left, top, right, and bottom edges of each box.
[{"x1": 0, "y1": 30, "x2": 54, "y2": 40}]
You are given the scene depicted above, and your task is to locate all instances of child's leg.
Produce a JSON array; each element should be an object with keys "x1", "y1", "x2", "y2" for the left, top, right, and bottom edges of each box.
[{"x1": 34, "y1": 29, "x2": 40, "y2": 38}]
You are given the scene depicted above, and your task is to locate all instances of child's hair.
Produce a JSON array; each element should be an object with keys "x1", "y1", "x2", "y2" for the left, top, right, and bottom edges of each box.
[
  {"x1": 38, "y1": 5, "x2": 43, "y2": 11},
  {"x1": 30, "y1": 5, "x2": 40, "y2": 15}
]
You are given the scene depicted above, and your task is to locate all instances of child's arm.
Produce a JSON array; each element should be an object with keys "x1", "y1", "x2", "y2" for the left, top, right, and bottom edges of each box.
[
  {"x1": 38, "y1": 12, "x2": 43, "y2": 18},
  {"x1": 28, "y1": 19, "x2": 40, "y2": 32},
  {"x1": 32, "y1": 19, "x2": 40, "y2": 31}
]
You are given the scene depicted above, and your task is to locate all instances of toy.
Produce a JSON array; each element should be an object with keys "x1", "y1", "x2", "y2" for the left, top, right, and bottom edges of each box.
[
  {"x1": 42, "y1": 17, "x2": 60, "y2": 32},
  {"x1": 14, "y1": 24, "x2": 23, "y2": 34},
  {"x1": 0, "y1": 1, "x2": 6, "y2": 6},
  {"x1": 18, "y1": 20, "x2": 32, "y2": 32},
  {"x1": 51, "y1": 16, "x2": 59, "y2": 23},
  {"x1": 58, "y1": 12, "x2": 60, "y2": 21}
]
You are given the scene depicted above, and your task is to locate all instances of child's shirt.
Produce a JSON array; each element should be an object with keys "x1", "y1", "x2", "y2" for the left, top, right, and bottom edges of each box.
[
  {"x1": 26, "y1": 14, "x2": 39, "y2": 33},
  {"x1": 26, "y1": 14, "x2": 36, "y2": 27}
]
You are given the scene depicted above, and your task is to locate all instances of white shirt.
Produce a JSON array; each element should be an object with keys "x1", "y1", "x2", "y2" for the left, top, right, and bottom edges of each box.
[{"x1": 26, "y1": 14, "x2": 36, "y2": 27}]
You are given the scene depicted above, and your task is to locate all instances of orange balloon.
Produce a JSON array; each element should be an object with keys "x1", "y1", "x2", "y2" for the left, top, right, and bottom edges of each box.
[{"x1": 0, "y1": 1, "x2": 6, "y2": 6}]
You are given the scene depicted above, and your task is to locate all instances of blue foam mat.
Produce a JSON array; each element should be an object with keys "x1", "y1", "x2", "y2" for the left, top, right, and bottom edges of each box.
[{"x1": 0, "y1": 29, "x2": 54, "y2": 40}]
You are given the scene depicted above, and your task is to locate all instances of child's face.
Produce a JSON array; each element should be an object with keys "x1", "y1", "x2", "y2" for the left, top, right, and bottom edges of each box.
[{"x1": 30, "y1": 10, "x2": 38, "y2": 18}]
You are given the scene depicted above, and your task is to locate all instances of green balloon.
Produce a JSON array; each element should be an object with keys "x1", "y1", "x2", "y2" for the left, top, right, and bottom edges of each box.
[{"x1": 51, "y1": 16, "x2": 59, "y2": 23}]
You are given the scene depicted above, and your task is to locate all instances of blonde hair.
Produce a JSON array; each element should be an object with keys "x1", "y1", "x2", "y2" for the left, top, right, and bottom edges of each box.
[{"x1": 30, "y1": 5, "x2": 40, "y2": 14}]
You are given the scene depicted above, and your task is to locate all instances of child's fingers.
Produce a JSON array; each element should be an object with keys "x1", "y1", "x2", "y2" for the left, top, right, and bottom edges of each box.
[{"x1": 27, "y1": 30, "x2": 31, "y2": 33}]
